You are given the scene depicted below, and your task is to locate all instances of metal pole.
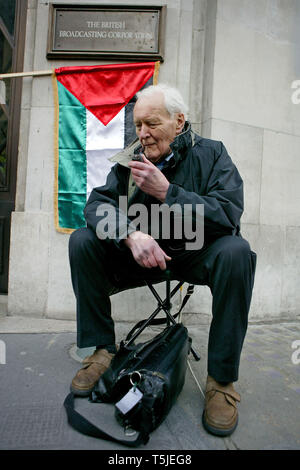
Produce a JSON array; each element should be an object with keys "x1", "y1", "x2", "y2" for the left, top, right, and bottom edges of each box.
[{"x1": 0, "y1": 70, "x2": 53, "y2": 79}]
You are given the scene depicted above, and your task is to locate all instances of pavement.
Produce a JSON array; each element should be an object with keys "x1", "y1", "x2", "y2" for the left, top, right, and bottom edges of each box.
[{"x1": 0, "y1": 313, "x2": 299, "y2": 453}]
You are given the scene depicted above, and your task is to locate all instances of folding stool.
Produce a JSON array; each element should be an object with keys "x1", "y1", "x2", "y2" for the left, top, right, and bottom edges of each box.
[{"x1": 123, "y1": 269, "x2": 201, "y2": 361}]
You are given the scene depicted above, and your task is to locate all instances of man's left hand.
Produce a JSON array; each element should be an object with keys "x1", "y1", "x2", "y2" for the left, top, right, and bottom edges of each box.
[{"x1": 128, "y1": 155, "x2": 169, "y2": 202}]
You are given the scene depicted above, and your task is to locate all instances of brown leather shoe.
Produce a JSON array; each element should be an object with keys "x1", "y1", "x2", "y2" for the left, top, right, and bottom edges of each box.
[
  {"x1": 202, "y1": 375, "x2": 241, "y2": 437},
  {"x1": 71, "y1": 348, "x2": 115, "y2": 396}
]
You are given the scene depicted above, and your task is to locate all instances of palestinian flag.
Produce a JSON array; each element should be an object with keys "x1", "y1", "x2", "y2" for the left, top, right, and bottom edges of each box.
[{"x1": 52, "y1": 62, "x2": 160, "y2": 233}]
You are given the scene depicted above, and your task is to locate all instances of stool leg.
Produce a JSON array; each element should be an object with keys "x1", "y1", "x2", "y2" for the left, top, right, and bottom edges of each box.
[
  {"x1": 165, "y1": 279, "x2": 171, "y2": 326},
  {"x1": 147, "y1": 283, "x2": 176, "y2": 325},
  {"x1": 124, "y1": 281, "x2": 184, "y2": 346},
  {"x1": 191, "y1": 347, "x2": 201, "y2": 361}
]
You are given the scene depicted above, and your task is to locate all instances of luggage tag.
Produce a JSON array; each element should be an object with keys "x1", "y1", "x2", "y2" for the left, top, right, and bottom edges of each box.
[{"x1": 115, "y1": 371, "x2": 143, "y2": 415}]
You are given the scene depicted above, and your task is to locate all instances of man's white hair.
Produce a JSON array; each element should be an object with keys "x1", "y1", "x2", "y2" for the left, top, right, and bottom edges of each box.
[{"x1": 136, "y1": 83, "x2": 188, "y2": 120}]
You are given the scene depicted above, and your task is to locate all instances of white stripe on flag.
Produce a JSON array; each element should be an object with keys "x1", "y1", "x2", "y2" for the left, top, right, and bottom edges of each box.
[{"x1": 86, "y1": 107, "x2": 125, "y2": 199}]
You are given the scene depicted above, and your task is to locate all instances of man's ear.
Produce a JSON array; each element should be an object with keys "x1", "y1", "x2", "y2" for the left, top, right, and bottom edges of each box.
[{"x1": 175, "y1": 113, "x2": 185, "y2": 134}]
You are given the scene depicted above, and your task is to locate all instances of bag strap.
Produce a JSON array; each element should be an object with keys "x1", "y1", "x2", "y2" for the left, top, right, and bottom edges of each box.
[
  {"x1": 64, "y1": 392, "x2": 150, "y2": 448},
  {"x1": 125, "y1": 284, "x2": 194, "y2": 341}
]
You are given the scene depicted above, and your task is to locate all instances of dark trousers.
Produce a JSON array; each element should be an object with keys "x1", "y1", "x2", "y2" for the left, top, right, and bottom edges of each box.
[{"x1": 69, "y1": 227, "x2": 256, "y2": 383}]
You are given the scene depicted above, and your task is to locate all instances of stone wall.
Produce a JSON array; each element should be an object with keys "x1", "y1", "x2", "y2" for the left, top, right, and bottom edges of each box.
[
  {"x1": 200, "y1": 0, "x2": 300, "y2": 322},
  {"x1": 7, "y1": 0, "x2": 300, "y2": 324}
]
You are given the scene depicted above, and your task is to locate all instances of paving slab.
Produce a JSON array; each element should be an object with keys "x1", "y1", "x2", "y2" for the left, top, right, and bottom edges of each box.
[{"x1": 0, "y1": 318, "x2": 299, "y2": 452}]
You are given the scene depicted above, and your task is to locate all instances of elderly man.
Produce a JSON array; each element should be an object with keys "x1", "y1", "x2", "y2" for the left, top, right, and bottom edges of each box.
[{"x1": 69, "y1": 84, "x2": 256, "y2": 437}]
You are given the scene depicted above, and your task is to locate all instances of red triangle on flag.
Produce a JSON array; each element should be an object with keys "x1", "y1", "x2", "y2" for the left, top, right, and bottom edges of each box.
[{"x1": 55, "y1": 63, "x2": 157, "y2": 126}]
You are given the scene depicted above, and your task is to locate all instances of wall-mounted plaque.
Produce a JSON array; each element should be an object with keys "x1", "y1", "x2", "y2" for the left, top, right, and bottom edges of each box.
[{"x1": 47, "y1": 3, "x2": 166, "y2": 61}]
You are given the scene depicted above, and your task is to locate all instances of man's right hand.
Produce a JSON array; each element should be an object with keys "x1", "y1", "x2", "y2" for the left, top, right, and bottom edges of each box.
[{"x1": 124, "y1": 231, "x2": 171, "y2": 270}]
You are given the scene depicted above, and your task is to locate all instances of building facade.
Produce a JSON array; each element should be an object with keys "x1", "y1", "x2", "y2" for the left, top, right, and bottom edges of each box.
[{"x1": 2, "y1": 0, "x2": 300, "y2": 325}]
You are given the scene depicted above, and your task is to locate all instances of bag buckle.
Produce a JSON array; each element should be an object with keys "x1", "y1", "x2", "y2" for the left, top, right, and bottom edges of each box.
[{"x1": 129, "y1": 371, "x2": 142, "y2": 391}]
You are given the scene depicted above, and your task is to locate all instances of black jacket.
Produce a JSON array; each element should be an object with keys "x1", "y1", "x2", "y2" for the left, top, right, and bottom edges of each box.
[{"x1": 84, "y1": 122, "x2": 244, "y2": 250}]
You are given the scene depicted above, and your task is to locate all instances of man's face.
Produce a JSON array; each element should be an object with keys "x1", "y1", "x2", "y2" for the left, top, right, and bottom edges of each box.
[{"x1": 133, "y1": 92, "x2": 185, "y2": 163}]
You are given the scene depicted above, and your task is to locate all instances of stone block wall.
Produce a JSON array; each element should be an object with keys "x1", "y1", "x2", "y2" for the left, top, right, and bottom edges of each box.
[{"x1": 8, "y1": 0, "x2": 300, "y2": 324}]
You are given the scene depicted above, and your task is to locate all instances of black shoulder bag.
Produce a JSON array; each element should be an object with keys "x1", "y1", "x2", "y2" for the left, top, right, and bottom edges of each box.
[{"x1": 64, "y1": 323, "x2": 192, "y2": 447}]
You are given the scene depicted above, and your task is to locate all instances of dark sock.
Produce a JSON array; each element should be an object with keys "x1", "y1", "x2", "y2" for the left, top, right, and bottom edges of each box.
[{"x1": 96, "y1": 344, "x2": 117, "y2": 354}]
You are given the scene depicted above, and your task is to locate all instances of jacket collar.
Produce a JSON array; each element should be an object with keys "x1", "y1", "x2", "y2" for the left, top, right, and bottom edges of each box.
[
  {"x1": 109, "y1": 121, "x2": 193, "y2": 168},
  {"x1": 169, "y1": 121, "x2": 193, "y2": 165}
]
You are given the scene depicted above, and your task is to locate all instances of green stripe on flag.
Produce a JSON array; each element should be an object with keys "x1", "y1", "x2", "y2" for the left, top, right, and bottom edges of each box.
[{"x1": 57, "y1": 81, "x2": 87, "y2": 229}]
